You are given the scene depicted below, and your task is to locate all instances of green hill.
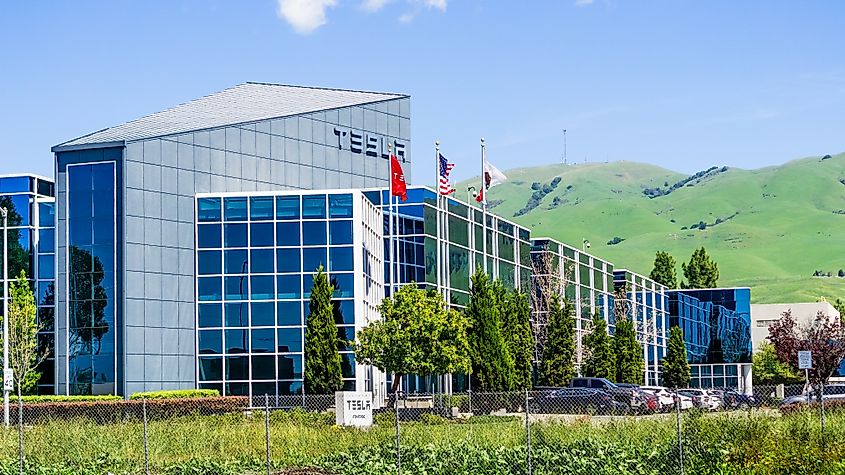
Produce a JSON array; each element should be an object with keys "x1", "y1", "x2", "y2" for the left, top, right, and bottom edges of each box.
[{"x1": 458, "y1": 153, "x2": 845, "y2": 304}]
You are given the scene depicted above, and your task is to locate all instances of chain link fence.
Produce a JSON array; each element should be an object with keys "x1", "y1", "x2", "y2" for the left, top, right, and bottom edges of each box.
[{"x1": 1, "y1": 384, "x2": 839, "y2": 474}]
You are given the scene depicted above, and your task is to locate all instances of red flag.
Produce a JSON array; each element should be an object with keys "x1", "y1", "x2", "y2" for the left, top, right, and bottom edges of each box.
[
  {"x1": 390, "y1": 155, "x2": 408, "y2": 202},
  {"x1": 475, "y1": 187, "x2": 483, "y2": 203}
]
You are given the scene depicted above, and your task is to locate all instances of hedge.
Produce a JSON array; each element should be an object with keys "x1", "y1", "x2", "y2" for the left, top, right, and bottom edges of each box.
[
  {"x1": 129, "y1": 389, "x2": 220, "y2": 400},
  {"x1": 12, "y1": 396, "x2": 248, "y2": 424},
  {"x1": 9, "y1": 395, "x2": 122, "y2": 404}
]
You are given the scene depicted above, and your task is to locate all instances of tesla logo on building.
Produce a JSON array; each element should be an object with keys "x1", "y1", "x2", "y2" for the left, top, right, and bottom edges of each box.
[{"x1": 333, "y1": 127, "x2": 407, "y2": 162}]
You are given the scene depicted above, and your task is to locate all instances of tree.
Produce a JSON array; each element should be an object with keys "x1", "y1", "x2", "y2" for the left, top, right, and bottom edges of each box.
[
  {"x1": 499, "y1": 284, "x2": 534, "y2": 390},
  {"x1": 304, "y1": 266, "x2": 342, "y2": 394},
  {"x1": 768, "y1": 310, "x2": 845, "y2": 398},
  {"x1": 752, "y1": 342, "x2": 803, "y2": 385},
  {"x1": 355, "y1": 285, "x2": 471, "y2": 392},
  {"x1": 681, "y1": 247, "x2": 719, "y2": 289},
  {"x1": 537, "y1": 294, "x2": 576, "y2": 387},
  {"x1": 3, "y1": 271, "x2": 47, "y2": 397},
  {"x1": 582, "y1": 315, "x2": 616, "y2": 380},
  {"x1": 662, "y1": 326, "x2": 691, "y2": 389},
  {"x1": 613, "y1": 318, "x2": 644, "y2": 384},
  {"x1": 649, "y1": 251, "x2": 678, "y2": 288},
  {"x1": 465, "y1": 268, "x2": 514, "y2": 391},
  {"x1": 833, "y1": 298, "x2": 845, "y2": 323}
]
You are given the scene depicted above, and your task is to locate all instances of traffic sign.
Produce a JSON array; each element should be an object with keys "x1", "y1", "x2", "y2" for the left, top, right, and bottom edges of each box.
[
  {"x1": 798, "y1": 351, "x2": 813, "y2": 370},
  {"x1": 3, "y1": 370, "x2": 13, "y2": 392}
]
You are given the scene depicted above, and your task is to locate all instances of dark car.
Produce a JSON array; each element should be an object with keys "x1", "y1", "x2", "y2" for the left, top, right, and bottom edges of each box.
[
  {"x1": 722, "y1": 390, "x2": 758, "y2": 410},
  {"x1": 570, "y1": 377, "x2": 643, "y2": 412},
  {"x1": 528, "y1": 388, "x2": 627, "y2": 415}
]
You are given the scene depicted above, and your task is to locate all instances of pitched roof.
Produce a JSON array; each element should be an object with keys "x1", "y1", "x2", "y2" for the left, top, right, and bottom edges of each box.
[{"x1": 54, "y1": 82, "x2": 407, "y2": 150}]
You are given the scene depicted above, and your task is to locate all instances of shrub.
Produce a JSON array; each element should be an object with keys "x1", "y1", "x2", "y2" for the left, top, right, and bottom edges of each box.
[
  {"x1": 10, "y1": 395, "x2": 121, "y2": 403},
  {"x1": 129, "y1": 389, "x2": 220, "y2": 400},
  {"x1": 13, "y1": 396, "x2": 248, "y2": 424}
]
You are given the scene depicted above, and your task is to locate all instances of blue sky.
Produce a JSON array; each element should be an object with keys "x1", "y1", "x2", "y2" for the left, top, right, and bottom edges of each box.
[{"x1": 1, "y1": 1, "x2": 843, "y2": 183}]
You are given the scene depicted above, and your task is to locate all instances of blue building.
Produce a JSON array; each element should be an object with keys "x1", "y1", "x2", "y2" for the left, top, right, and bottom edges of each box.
[
  {"x1": 0, "y1": 175, "x2": 56, "y2": 394},
  {"x1": 613, "y1": 270, "x2": 669, "y2": 386}
]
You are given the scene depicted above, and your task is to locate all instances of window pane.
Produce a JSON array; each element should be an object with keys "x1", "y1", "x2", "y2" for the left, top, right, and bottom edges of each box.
[
  {"x1": 251, "y1": 302, "x2": 275, "y2": 327},
  {"x1": 278, "y1": 381, "x2": 303, "y2": 395},
  {"x1": 224, "y1": 276, "x2": 248, "y2": 300},
  {"x1": 331, "y1": 273, "x2": 354, "y2": 298},
  {"x1": 225, "y1": 302, "x2": 248, "y2": 327},
  {"x1": 277, "y1": 275, "x2": 301, "y2": 299},
  {"x1": 224, "y1": 249, "x2": 248, "y2": 274},
  {"x1": 225, "y1": 382, "x2": 249, "y2": 395},
  {"x1": 277, "y1": 328, "x2": 302, "y2": 352},
  {"x1": 341, "y1": 353, "x2": 356, "y2": 378},
  {"x1": 302, "y1": 195, "x2": 326, "y2": 219},
  {"x1": 39, "y1": 202, "x2": 55, "y2": 227},
  {"x1": 302, "y1": 248, "x2": 327, "y2": 273},
  {"x1": 337, "y1": 326, "x2": 355, "y2": 351},
  {"x1": 251, "y1": 328, "x2": 275, "y2": 353},
  {"x1": 277, "y1": 301, "x2": 301, "y2": 326},
  {"x1": 198, "y1": 277, "x2": 222, "y2": 301},
  {"x1": 224, "y1": 223, "x2": 248, "y2": 248},
  {"x1": 198, "y1": 330, "x2": 222, "y2": 354},
  {"x1": 197, "y1": 198, "x2": 222, "y2": 222},
  {"x1": 39, "y1": 229, "x2": 55, "y2": 251},
  {"x1": 250, "y1": 275, "x2": 275, "y2": 300},
  {"x1": 225, "y1": 356, "x2": 248, "y2": 380},
  {"x1": 329, "y1": 220, "x2": 353, "y2": 245},
  {"x1": 198, "y1": 356, "x2": 222, "y2": 381},
  {"x1": 252, "y1": 381, "x2": 275, "y2": 397},
  {"x1": 329, "y1": 194, "x2": 353, "y2": 218},
  {"x1": 329, "y1": 247, "x2": 353, "y2": 272},
  {"x1": 249, "y1": 197, "x2": 274, "y2": 221},
  {"x1": 224, "y1": 197, "x2": 247, "y2": 221},
  {"x1": 198, "y1": 303, "x2": 222, "y2": 328},
  {"x1": 335, "y1": 300, "x2": 354, "y2": 325},
  {"x1": 276, "y1": 196, "x2": 300, "y2": 220},
  {"x1": 197, "y1": 224, "x2": 221, "y2": 249},
  {"x1": 37, "y1": 254, "x2": 54, "y2": 279},
  {"x1": 276, "y1": 222, "x2": 300, "y2": 246},
  {"x1": 303, "y1": 273, "x2": 315, "y2": 299},
  {"x1": 250, "y1": 222, "x2": 274, "y2": 247},
  {"x1": 277, "y1": 355, "x2": 303, "y2": 379},
  {"x1": 302, "y1": 221, "x2": 326, "y2": 246},
  {"x1": 252, "y1": 355, "x2": 275, "y2": 380},
  {"x1": 276, "y1": 248, "x2": 301, "y2": 273},
  {"x1": 198, "y1": 250, "x2": 222, "y2": 275},
  {"x1": 250, "y1": 249, "x2": 274, "y2": 274},
  {"x1": 225, "y1": 329, "x2": 248, "y2": 353}
]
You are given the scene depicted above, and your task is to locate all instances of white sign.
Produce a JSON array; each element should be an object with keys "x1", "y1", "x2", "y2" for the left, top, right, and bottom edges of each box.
[
  {"x1": 3, "y1": 370, "x2": 13, "y2": 391},
  {"x1": 798, "y1": 351, "x2": 813, "y2": 370},
  {"x1": 335, "y1": 391, "x2": 373, "y2": 427}
]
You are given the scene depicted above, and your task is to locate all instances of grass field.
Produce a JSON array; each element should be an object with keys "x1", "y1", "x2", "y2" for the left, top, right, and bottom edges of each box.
[
  {"x1": 458, "y1": 152, "x2": 845, "y2": 303},
  {"x1": 1, "y1": 410, "x2": 844, "y2": 474}
]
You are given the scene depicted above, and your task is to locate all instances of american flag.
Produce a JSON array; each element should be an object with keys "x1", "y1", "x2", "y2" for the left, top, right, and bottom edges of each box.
[{"x1": 438, "y1": 154, "x2": 456, "y2": 195}]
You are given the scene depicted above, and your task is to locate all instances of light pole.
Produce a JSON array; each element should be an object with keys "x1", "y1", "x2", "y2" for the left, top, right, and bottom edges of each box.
[
  {"x1": 466, "y1": 186, "x2": 477, "y2": 205},
  {"x1": 1, "y1": 206, "x2": 8, "y2": 427},
  {"x1": 582, "y1": 239, "x2": 590, "y2": 252}
]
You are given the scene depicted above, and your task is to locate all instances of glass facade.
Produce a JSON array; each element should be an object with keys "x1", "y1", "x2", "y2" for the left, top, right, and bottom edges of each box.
[
  {"x1": 668, "y1": 288, "x2": 752, "y2": 365},
  {"x1": 613, "y1": 270, "x2": 669, "y2": 386},
  {"x1": 0, "y1": 175, "x2": 55, "y2": 394},
  {"x1": 66, "y1": 163, "x2": 116, "y2": 395},
  {"x1": 195, "y1": 191, "x2": 382, "y2": 399}
]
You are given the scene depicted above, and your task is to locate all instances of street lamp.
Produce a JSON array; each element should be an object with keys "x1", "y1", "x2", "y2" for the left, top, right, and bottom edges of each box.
[
  {"x1": 582, "y1": 239, "x2": 590, "y2": 252},
  {"x1": 466, "y1": 186, "x2": 477, "y2": 205},
  {"x1": 1, "y1": 206, "x2": 8, "y2": 427}
]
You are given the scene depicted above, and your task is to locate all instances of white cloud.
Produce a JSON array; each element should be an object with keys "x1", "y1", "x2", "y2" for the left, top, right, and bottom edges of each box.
[
  {"x1": 362, "y1": 0, "x2": 393, "y2": 12},
  {"x1": 574, "y1": 0, "x2": 595, "y2": 5},
  {"x1": 423, "y1": 0, "x2": 447, "y2": 11},
  {"x1": 276, "y1": 0, "x2": 338, "y2": 34},
  {"x1": 398, "y1": 0, "x2": 447, "y2": 24},
  {"x1": 399, "y1": 12, "x2": 414, "y2": 23}
]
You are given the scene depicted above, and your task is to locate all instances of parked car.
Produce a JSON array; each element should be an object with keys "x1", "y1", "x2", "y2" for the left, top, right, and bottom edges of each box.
[
  {"x1": 615, "y1": 383, "x2": 659, "y2": 414},
  {"x1": 678, "y1": 389, "x2": 714, "y2": 410},
  {"x1": 528, "y1": 388, "x2": 627, "y2": 415},
  {"x1": 779, "y1": 384, "x2": 845, "y2": 410},
  {"x1": 641, "y1": 386, "x2": 691, "y2": 412},
  {"x1": 570, "y1": 378, "x2": 643, "y2": 412},
  {"x1": 706, "y1": 390, "x2": 725, "y2": 410},
  {"x1": 722, "y1": 390, "x2": 758, "y2": 410}
]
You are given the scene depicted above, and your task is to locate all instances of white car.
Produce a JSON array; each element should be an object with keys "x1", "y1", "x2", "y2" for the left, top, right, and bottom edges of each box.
[
  {"x1": 679, "y1": 388, "x2": 720, "y2": 411},
  {"x1": 642, "y1": 386, "x2": 692, "y2": 411}
]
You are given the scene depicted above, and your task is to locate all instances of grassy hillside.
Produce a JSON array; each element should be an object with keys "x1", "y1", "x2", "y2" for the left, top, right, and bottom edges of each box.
[{"x1": 458, "y1": 153, "x2": 845, "y2": 304}]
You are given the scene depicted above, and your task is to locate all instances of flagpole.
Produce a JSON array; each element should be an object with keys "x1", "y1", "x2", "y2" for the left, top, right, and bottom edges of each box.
[
  {"x1": 435, "y1": 141, "x2": 442, "y2": 293},
  {"x1": 388, "y1": 143, "x2": 395, "y2": 298},
  {"x1": 481, "y1": 137, "x2": 488, "y2": 274}
]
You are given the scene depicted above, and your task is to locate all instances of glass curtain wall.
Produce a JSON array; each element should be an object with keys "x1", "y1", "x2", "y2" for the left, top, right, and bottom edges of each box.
[{"x1": 196, "y1": 194, "x2": 358, "y2": 398}]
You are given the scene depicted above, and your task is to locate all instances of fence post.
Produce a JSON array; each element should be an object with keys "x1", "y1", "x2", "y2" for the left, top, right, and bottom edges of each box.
[
  {"x1": 525, "y1": 388, "x2": 532, "y2": 475},
  {"x1": 265, "y1": 393, "x2": 271, "y2": 475},
  {"x1": 819, "y1": 383, "x2": 826, "y2": 436},
  {"x1": 395, "y1": 390, "x2": 402, "y2": 475},
  {"x1": 142, "y1": 397, "x2": 149, "y2": 475},
  {"x1": 17, "y1": 393, "x2": 23, "y2": 475},
  {"x1": 467, "y1": 390, "x2": 473, "y2": 415},
  {"x1": 674, "y1": 390, "x2": 684, "y2": 475}
]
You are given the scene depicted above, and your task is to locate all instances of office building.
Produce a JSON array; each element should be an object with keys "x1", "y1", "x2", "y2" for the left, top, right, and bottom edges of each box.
[
  {"x1": 51, "y1": 83, "x2": 411, "y2": 395},
  {"x1": 750, "y1": 301, "x2": 840, "y2": 353},
  {"x1": 613, "y1": 270, "x2": 669, "y2": 386}
]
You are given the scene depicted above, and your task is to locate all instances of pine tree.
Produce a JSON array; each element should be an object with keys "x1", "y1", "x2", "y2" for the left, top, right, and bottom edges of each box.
[
  {"x1": 500, "y1": 285, "x2": 534, "y2": 390},
  {"x1": 681, "y1": 247, "x2": 719, "y2": 289},
  {"x1": 537, "y1": 294, "x2": 576, "y2": 387},
  {"x1": 465, "y1": 268, "x2": 514, "y2": 391},
  {"x1": 582, "y1": 315, "x2": 616, "y2": 381},
  {"x1": 613, "y1": 318, "x2": 644, "y2": 384},
  {"x1": 304, "y1": 266, "x2": 343, "y2": 394},
  {"x1": 662, "y1": 326, "x2": 691, "y2": 389},
  {"x1": 649, "y1": 251, "x2": 678, "y2": 288}
]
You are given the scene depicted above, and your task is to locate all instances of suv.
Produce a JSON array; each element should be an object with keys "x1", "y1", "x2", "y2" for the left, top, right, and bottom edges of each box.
[{"x1": 570, "y1": 377, "x2": 643, "y2": 412}]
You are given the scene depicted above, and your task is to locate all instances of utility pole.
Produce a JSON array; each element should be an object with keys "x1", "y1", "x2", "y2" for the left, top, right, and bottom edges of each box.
[{"x1": 562, "y1": 129, "x2": 567, "y2": 164}]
